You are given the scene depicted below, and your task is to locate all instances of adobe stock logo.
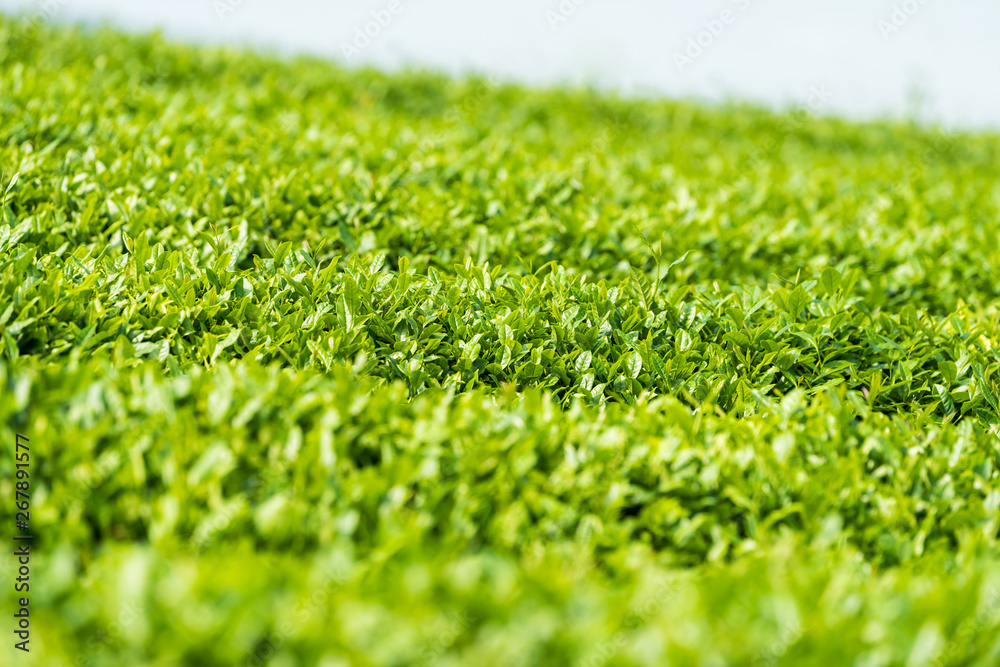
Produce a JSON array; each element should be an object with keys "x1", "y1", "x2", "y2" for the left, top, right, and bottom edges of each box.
[
  {"x1": 340, "y1": 1, "x2": 405, "y2": 59},
  {"x1": 673, "y1": 0, "x2": 754, "y2": 72},
  {"x1": 214, "y1": 0, "x2": 245, "y2": 20},
  {"x1": 877, "y1": 0, "x2": 929, "y2": 40},
  {"x1": 545, "y1": 0, "x2": 589, "y2": 31}
]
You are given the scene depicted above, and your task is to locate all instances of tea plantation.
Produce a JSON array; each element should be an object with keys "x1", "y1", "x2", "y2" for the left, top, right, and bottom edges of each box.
[{"x1": 3, "y1": 15, "x2": 1000, "y2": 667}]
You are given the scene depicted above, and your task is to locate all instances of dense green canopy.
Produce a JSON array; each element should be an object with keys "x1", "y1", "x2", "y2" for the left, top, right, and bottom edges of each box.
[{"x1": 2, "y1": 14, "x2": 1000, "y2": 666}]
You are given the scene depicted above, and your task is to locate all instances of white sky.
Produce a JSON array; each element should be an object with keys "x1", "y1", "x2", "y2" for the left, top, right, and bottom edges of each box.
[{"x1": 4, "y1": 0, "x2": 1000, "y2": 129}]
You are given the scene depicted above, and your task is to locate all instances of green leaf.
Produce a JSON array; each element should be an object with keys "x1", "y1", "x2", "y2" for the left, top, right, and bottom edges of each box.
[
  {"x1": 820, "y1": 267, "x2": 841, "y2": 296},
  {"x1": 626, "y1": 351, "x2": 642, "y2": 379},
  {"x1": 337, "y1": 294, "x2": 353, "y2": 331}
]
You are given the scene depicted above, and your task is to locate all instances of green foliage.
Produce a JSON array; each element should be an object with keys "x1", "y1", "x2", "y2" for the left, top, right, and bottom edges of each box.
[
  {"x1": 3, "y1": 14, "x2": 1000, "y2": 667},
  {"x1": 6, "y1": 239, "x2": 1000, "y2": 425}
]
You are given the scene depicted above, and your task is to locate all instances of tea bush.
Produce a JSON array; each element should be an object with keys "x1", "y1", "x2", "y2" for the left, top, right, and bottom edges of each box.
[{"x1": 2, "y1": 14, "x2": 1000, "y2": 667}]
